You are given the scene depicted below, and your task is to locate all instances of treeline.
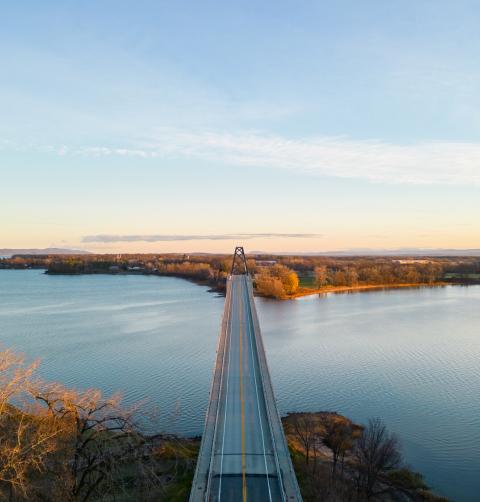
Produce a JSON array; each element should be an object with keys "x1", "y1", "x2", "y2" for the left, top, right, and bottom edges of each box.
[
  {"x1": 267, "y1": 255, "x2": 480, "y2": 274},
  {"x1": 312, "y1": 261, "x2": 444, "y2": 287},
  {"x1": 0, "y1": 255, "x2": 53, "y2": 269},
  {"x1": 42, "y1": 255, "x2": 234, "y2": 292},
  {"x1": 47, "y1": 258, "x2": 114, "y2": 274},
  {"x1": 2, "y1": 253, "x2": 480, "y2": 298},
  {"x1": 156, "y1": 258, "x2": 231, "y2": 284}
]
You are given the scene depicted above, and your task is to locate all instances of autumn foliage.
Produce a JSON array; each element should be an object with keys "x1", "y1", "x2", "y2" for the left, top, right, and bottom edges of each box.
[{"x1": 255, "y1": 264, "x2": 300, "y2": 298}]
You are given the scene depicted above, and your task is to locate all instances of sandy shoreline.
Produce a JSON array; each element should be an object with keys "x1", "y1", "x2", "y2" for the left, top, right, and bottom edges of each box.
[{"x1": 287, "y1": 282, "x2": 452, "y2": 299}]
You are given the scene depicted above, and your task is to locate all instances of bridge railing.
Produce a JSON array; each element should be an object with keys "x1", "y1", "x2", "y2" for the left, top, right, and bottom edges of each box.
[{"x1": 189, "y1": 276, "x2": 233, "y2": 501}]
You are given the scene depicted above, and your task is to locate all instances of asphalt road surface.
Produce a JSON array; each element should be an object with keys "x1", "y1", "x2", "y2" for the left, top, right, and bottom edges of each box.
[{"x1": 208, "y1": 275, "x2": 284, "y2": 501}]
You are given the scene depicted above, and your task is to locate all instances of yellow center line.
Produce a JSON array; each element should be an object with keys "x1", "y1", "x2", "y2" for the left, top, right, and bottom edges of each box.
[{"x1": 238, "y1": 279, "x2": 247, "y2": 502}]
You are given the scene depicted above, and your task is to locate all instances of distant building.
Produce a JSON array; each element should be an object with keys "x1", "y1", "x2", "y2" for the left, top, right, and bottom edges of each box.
[
  {"x1": 127, "y1": 266, "x2": 144, "y2": 273},
  {"x1": 256, "y1": 260, "x2": 277, "y2": 267},
  {"x1": 394, "y1": 259, "x2": 431, "y2": 264}
]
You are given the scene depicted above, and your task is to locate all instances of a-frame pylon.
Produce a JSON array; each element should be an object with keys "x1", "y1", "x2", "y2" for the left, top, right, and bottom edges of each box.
[{"x1": 230, "y1": 246, "x2": 249, "y2": 275}]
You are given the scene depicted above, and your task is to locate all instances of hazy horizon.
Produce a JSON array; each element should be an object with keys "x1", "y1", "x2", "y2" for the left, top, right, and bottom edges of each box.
[{"x1": 3, "y1": 245, "x2": 480, "y2": 257}]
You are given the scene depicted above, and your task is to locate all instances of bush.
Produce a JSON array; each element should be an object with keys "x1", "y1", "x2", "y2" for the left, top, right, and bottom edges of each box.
[{"x1": 387, "y1": 468, "x2": 429, "y2": 490}]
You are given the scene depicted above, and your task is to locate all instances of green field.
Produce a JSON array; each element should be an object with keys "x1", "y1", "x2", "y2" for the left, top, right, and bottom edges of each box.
[
  {"x1": 444, "y1": 273, "x2": 480, "y2": 279},
  {"x1": 298, "y1": 274, "x2": 316, "y2": 288}
]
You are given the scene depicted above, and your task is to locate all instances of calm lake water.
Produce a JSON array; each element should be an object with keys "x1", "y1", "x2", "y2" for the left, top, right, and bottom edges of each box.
[{"x1": 0, "y1": 270, "x2": 479, "y2": 501}]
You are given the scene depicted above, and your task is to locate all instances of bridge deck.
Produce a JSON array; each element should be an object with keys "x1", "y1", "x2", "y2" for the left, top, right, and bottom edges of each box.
[{"x1": 190, "y1": 275, "x2": 302, "y2": 502}]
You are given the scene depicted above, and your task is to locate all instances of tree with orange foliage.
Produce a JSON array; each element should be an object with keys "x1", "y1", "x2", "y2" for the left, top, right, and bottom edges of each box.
[
  {"x1": 255, "y1": 264, "x2": 300, "y2": 298},
  {"x1": 283, "y1": 271, "x2": 299, "y2": 295}
]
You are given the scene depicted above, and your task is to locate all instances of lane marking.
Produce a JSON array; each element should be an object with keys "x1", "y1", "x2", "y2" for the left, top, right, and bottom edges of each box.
[
  {"x1": 218, "y1": 278, "x2": 233, "y2": 500},
  {"x1": 239, "y1": 279, "x2": 248, "y2": 502},
  {"x1": 243, "y1": 276, "x2": 273, "y2": 501}
]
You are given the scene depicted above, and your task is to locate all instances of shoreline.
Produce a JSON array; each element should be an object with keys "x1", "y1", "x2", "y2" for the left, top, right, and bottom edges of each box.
[
  {"x1": 285, "y1": 281, "x2": 453, "y2": 299},
  {"x1": 2, "y1": 269, "x2": 471, "y2": 300}
]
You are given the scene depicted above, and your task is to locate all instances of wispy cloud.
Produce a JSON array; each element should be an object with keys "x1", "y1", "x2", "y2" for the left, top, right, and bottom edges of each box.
[
  {"x1": 143, "y1": 130, "x2": 480, "y2": 185},
  {"x1": 82, "y1": 233, "x2": 322, "y2": 243},
  {"x1": 5, "y1": 129, "x2": 480, "y2": 185}
]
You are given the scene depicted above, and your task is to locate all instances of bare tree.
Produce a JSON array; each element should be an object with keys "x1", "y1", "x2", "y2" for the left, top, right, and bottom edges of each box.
[
  {"x1": 33, "y1": 384, "x2": 154, "y2": 501},
  {"x1": 1, "y1": 348, "x2": 163, "y2": 501},
  {"x1": 0, "y1": 348, "x2": 63, "y2": 499},
  {"x1": 314, "y1": 266, "x2": 328, "y2": 287},
  {"x1": 320, "y1": 414, "x2": 357, "y2": 480},
  {"x1": 0, "y1": 348, "x2": 37, "y2": 415},
  {"x1": 290, "y1": 413, "x2": 318, "y2": 466},
  {"x1": 354, "y1": 418, "x2": 401, "y2": 499}
]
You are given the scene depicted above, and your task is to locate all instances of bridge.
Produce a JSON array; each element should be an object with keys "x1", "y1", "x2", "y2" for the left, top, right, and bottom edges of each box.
[{"x1": 190, "y1": 248, "x2": 302, "y2": 501}]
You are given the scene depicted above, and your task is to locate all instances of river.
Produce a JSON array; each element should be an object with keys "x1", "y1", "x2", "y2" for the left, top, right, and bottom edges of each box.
[{"x1": 0, "y1": 270, "x2": 478, "y2": 500}]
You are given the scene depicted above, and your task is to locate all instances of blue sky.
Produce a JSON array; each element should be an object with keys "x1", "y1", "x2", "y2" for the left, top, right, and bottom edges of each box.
[{"x1": 1, "y1": 1, "x2": 479, "y2": 253}]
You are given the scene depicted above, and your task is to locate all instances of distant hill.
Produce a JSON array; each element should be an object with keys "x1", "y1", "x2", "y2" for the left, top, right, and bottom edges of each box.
[
  {"x1": 0, "y1": 248, "x2": 90, "y2": 257},
  {"x1": 251, "y1": 248, "x2": 480, "y2": 257}
]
